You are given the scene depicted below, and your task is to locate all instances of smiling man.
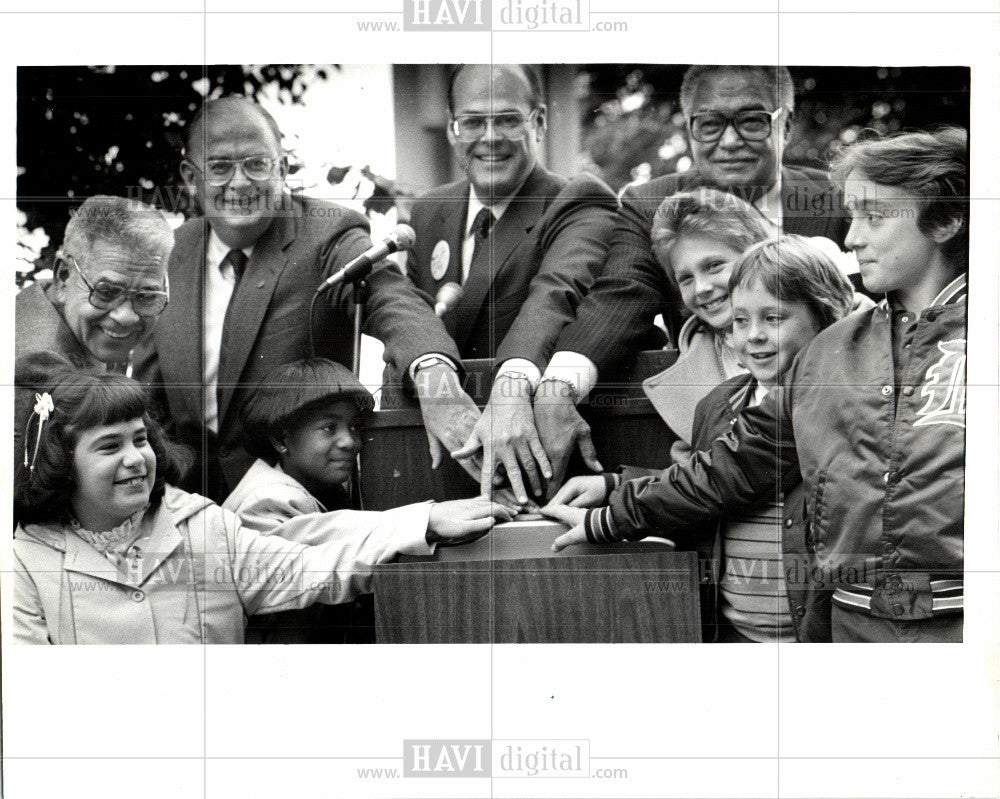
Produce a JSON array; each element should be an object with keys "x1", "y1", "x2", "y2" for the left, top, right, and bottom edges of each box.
[
  {"x1": 15, "y1": 195, "x2": 172, "y2": 371},
  {"x1": 137, "y1": 95, "x2": 476, "y2": 501},
  {"x1": 405, "y1": 64, "x2": 617, "y2": 503},
  {"x1": 524, "y1": 65, "x2": 853, "y2": 495}
]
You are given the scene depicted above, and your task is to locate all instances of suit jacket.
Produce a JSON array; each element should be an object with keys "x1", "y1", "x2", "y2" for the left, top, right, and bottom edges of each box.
[
  {"x1": 553, "y1": 164, "x2": 850, "y2": 377},
  {"x1": 135, "y1": 194, "x2": 459, "y2": 496},
  {"x1": 406, "y1": 165, "x2": 617, "y2": 367}
]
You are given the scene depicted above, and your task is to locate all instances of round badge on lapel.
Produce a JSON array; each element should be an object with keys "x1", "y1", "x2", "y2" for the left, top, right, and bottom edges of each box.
[{"x1": 430, "y1": 240, "x2": 450, "y2": 282}]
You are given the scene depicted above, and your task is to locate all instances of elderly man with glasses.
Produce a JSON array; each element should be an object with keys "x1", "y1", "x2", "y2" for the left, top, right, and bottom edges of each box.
[
  {"x1": 405, "y1": 63, "x2": 617, "y2": 505},
  {"x1": 15, "y1": 194, "x2": 173, "y2": 373},
  {"x1": 501, "y1": 64, "x2": 854, "y2": 498}
]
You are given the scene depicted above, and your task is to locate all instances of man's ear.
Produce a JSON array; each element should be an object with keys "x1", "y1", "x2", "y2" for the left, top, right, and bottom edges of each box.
[
  {"x1": 930, "y1": 215, "x2": 964, "y2": 245},
  {"x1": 782, "y1": 109, "x2": 793, "y2": 143},
  {"x1": 179, "y1": 159, "x2": 197, "y2": 192},
  {"x1": 534, "y1": 104, "x2": 548, "y2": 140}
]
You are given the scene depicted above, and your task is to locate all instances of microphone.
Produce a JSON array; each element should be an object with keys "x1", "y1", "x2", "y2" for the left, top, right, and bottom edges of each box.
[
  {"x1": 316, "y1": 224, "x2": 416, "y2": 293},
  {"x1": 434, "y1": 282, "x2": 463, "y2": 317}
]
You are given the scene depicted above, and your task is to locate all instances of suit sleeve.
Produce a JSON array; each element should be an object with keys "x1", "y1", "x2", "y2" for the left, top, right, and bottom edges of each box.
[
  {"x1": 550, "y1": 185, "x2": 680, "y2": 374},
  {"x1": 322, "y1": 224, "x2": 461, "y2": 378},
  {"x1": 494, "y1": 177, "x2": 618, "y2": 369},
  {"x1": 607, "y1": 384, "x2": 800, "y2": 546}
]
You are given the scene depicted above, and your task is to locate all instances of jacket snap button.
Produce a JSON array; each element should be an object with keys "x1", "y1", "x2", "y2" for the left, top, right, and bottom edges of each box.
[
  {"x1": 784, "y1": 518, "x2": 793, "y2": 528},
  {"x1": 903, "y1": 386, "x2": 914, "y2": 396},
  {"x1": 131, "y1": 590, "x2": 145, "y2": 602},
  {"x1": 892, "y1": 603, "x2": 904, "y2": 616},
  {"x1": 883, "y1": 472, "x2": 891, "y2": 484},
  {"x1": 881, "y1": 385, "x2": 893, "y2": 396},
  {"x1": 796, "y1": 607, "x2": 806, "y2": 617}
]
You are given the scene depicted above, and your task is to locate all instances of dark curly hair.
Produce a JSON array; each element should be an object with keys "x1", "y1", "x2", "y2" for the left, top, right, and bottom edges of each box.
[{"x1": 14, "y1": 351, "x2": 192, "y2": 526}]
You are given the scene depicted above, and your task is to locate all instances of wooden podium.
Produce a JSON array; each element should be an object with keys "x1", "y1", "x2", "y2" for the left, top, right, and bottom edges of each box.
[{"x1": 373, "y1": 520, "x2": 701, "y2": 644}]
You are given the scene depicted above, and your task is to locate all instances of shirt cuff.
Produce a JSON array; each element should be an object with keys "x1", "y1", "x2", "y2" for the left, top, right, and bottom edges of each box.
[
  {"x1": 388, "y1": 501, "x2": 438, "y2": 556},
  {"x1": 494, "y1": 359, "x2": 542, "y2": 391},
  {"x1": 541, "y1": 351, "x2": 599, "y2": 401},
  {"x1": 408, "y1": 353, "x2": 459, "y2": 382}
]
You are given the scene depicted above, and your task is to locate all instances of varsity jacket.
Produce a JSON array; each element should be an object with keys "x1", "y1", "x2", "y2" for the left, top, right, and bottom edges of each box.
[{"x1": 587, "y1": 275, "x2": 967, "y2": 636}]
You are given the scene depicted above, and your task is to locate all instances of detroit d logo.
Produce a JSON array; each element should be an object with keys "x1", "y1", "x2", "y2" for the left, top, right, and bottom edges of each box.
[{"x1": 914, "y1": 339, "x2": 966, "y2": 428}]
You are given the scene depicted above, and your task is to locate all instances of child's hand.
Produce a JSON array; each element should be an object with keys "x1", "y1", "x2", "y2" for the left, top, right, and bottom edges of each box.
[
  {"x1": 428, "y1": 498, "x2": 514, "y2": 546},
  {"x1": 540, "y1": 503, "x2": 587, "y2": 552},
  {"x1": 548, "y1": 475, "x2": 608, "y2": 508}
]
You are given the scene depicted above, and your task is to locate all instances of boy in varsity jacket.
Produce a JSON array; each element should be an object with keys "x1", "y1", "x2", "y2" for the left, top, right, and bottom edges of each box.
[{"x1": 544, "y1": 128, "x2": 968, "y2": 643}]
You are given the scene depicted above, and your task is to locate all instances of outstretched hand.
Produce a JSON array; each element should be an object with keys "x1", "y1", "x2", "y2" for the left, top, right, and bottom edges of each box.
[
  {"x1": 414, "y1": 363, "x2": 482, "y2": 482},
  {"x1": 427, "y1": 497, "x2": 515, "y2": 546},
  {"x1": 451, "y1": 375, "x2": 551, "y2": 505},
  {"x1": 540, "y1": 502, "x2": 588, "y2": 552},
  {"x1": 532, "y1": 383, "x2": 602, "y2": 499},
  {"x1": 547, "y1": 475, "x2": 609, "y2": 508}
]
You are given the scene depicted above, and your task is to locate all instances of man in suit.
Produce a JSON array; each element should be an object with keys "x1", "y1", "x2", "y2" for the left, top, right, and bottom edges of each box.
[
  {"x1": 137, "y1": 96, "x2": 480, "y2": 501},
  {"x1": 406, "y1": 64, "x2": 617, "y2": 504},
  {"x1": 508, "y1": 65, "x2": 852, "y2": 494}
]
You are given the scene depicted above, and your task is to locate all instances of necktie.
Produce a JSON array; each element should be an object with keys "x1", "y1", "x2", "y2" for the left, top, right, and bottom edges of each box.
[
  {"x1": 223, "y1": 248, "x2": 248, "y2": 283},
  {"x1": 467, "y1": 207, "x2": 494, "y2": 282}
]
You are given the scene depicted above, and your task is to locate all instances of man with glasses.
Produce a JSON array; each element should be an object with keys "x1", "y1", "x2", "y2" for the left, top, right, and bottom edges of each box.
[
  {"x1": 406, "y1": 64, "x2": 617, "y2": 504},
  {"x1": 16, "y1": 194, "x2": 172, "y2": 372},
  {"x1": 138, "y1": 95, "x2": 473, "y2": 502},
  {"x1": 494, "y1": 65, "x2": 851, "y2": 499}
]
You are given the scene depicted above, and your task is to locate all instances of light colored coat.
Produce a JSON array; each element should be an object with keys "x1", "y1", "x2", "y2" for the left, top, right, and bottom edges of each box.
[{"x1": 13, "y1": 486, "x2": 433, "y2": 644}]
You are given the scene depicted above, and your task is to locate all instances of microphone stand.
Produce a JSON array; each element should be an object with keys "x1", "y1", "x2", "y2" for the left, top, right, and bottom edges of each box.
[{"x1": 350, "y1": 276, "x2": 369, "y2": 378}]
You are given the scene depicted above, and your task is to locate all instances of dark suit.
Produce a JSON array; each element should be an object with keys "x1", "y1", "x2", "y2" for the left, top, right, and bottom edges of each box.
[
  {"x1": 553, "y1": 165, "x2": 850, "y2": 377},
  {"x1": 407, "y1": 166, "x2": 617, "y2": 368},
  {"x1": 136, "y1": 194, "x2": 459, "y2": 497}
]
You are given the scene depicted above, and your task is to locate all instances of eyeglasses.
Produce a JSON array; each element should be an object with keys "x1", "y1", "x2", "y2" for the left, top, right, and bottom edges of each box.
[
  {"x1": 688, "y1": 108, "x2": 785, "y2": 143},
  {"x1": 185, "y1": 155, "x2": 280, "y2": 186},
  {"x1": 68, "y1": 255, "x2": 170, "y2": 317},
  {"x1": 449, "y1": 110, "x2": 540, "y2": 142}
]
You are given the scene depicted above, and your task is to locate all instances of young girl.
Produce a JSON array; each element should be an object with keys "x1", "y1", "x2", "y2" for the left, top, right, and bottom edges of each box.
[
  {"x1": 12, "y1": 353, "x2": 510, "y2": 645},
  {"x1": 641, "y1": 188, "x2": 776, "y2": 463},
  {"x1": 544, "y1": 236, "x2": 855, "y2": 642},
  {"x1": 223, "y1": 357, "x2": 514, "y2": 643}
]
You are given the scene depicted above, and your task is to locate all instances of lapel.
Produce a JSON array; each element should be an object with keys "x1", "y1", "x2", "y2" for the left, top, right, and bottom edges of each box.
[
  {"x1": 136, "y1": 503, "x2": 185, "y2": 587},
  {"x1": 453, "y1": 166, "x2": 555, "y2": 352},
  {"x1": 216, "y1": 200, "x2": 297, "y2": 426},
  {"x1": 155, "y1": 219, "x2": 207, "y2": 417},
  {"x1": 62, "y1": 532, "x2": 124, "y2": 586}
]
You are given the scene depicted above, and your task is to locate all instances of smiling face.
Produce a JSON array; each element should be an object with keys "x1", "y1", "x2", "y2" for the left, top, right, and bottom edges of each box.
[
  {"x1": 688, "y1": 70, "x2": 787, "y2": 194},
  {"x1": 181, "y1": 101, "x2": 286, "y2": 250},
  {"x1": 731, "y1": 279, "x2": 821, "y2": 388},
  {"x1": 70, "y1": 417, "x2": 156, "y2": 532},
  {"x1": 669, "y1": 233, "x2": 742, "y2": 331},
  {"x1": 53, "y1": 240, "x2": 167, "y2": 365},
  {"x1": 277, "y1": 400, "x2": 363, "y2": 496},
  {"x1": 447, "y1": 64, "x2": 545, "y2": 203},
  {"x1": 843, "y1": 169, "x2": 954, "y2": 309}
]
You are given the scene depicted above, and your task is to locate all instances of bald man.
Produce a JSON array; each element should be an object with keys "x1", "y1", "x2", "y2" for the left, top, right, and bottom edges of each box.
[{"x1": 136, "y1": 96, "x2": 481, "y2": 500}]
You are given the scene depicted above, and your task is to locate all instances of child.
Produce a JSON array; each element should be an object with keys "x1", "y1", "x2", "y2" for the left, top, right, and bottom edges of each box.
[
  {"x1": 223, "y1": 357, "x2": 512, "y2": 643},
  {"x1": 641, "y1": 189, "x2": 777, "y2": 463},
  {"x1": 694, "y1": 236, "x2": 853, "y2": 642},
  {"x1": 12, "y1": 353, "x2": 510, "y2": 645},
  {"x1": 545, "y1": 128, "x2": 968, "y2": 644}
]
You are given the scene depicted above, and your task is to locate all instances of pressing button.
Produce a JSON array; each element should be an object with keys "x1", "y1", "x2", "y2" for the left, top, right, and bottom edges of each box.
[{"x1": 130, "y1": 590, "x2": 145, "y2": 602}]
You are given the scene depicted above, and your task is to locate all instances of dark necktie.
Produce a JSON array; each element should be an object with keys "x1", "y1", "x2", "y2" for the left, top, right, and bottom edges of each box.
[
  {"x1": 467, "y1": 207, "x2": 494, "y2": 283},
  {"x1": 223, "y1": 248, "x2": 248, "y2": 283},
  {"x1": 218, "y1": 248, "x2": 249, "y2": 417}
]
